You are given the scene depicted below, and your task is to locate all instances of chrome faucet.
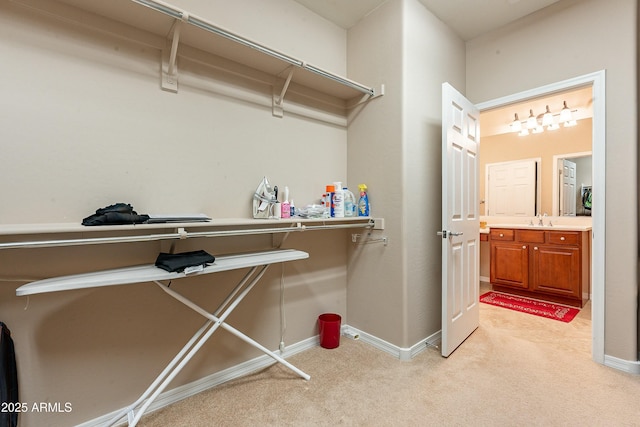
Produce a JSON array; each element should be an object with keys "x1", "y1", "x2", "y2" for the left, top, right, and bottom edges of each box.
[{"x1": 537, "y1": 213, "x2": 548, "y2": 226}]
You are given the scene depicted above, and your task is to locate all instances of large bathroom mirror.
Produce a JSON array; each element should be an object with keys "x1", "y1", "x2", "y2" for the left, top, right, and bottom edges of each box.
[{"x1": 479, "y1": 86, "x2": 593, "y2": 217}]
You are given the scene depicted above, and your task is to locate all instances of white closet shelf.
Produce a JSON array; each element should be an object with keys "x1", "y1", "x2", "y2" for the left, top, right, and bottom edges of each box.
[
  {"x1": 0, "y1": 217, "x2": 374, "y2": 249},
  {"x1": 15, "y1": 0, "x2": 381, "y2": 108}
]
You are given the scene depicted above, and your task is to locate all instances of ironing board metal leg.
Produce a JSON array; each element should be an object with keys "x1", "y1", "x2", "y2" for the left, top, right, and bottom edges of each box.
[
  {"x1": 109, "y1": 266, "x2": 264, "y2": 425},
  {"x1": 112, "y1": 262, "x2": 309, "y2": 426},
  {"x1": 157, "y1": 274, "x2": 311, "y2": 380},
  {"x1": 106, "y1": 319, "x2": 215, "y2": 426}
]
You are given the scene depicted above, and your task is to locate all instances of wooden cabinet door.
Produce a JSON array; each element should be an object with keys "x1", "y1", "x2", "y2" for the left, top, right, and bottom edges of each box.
[
  {"x1": 531, "y1": 245, "x2": 581, "y2": 298},
  {"x1": 490, "y1": 242, "x2": 529, "y2": 289}
]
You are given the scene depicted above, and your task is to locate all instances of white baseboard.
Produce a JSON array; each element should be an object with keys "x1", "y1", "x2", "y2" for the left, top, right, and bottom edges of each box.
[
  {"x1": 604, "y1": 354, "x2": 640, "y2": 375},
  {"x1": 342, "y1": 325, "x2": 441, "y2": 361}
]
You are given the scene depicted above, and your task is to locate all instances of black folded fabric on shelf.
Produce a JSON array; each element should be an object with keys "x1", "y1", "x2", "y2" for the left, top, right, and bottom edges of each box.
[
  {"x1": 155, "y1": 250, "x2": 216, "y2": 273},
  {"x1": 82, "y1": 203, "x2": 150, "y2": 226}
]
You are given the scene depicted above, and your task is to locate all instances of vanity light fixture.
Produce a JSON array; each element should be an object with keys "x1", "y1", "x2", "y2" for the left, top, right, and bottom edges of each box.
[{"x1": 511, "y1": 100, "x2": 578, "y2": 135}]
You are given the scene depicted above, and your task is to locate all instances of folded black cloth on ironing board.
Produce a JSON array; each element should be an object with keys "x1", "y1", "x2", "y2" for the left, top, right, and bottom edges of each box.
[{"x1": 155, "y1": 250, "x2": 216, "y2": 273}]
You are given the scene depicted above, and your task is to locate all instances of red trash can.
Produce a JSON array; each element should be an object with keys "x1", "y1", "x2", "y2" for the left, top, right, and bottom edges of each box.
[{"x1": 318, "y1": 313, "x2": 341, "y2": 349}]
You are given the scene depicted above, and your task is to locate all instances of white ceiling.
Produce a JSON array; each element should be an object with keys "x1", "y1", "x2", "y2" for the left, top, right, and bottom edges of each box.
[{"x1": 292, "y1": 0, "x2": 561, "y2": 40}]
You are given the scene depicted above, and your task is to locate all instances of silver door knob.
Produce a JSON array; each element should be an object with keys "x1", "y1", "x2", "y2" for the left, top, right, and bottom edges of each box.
[{"x1": 437, "y1": 230, "x2": 464, "y2": 238}]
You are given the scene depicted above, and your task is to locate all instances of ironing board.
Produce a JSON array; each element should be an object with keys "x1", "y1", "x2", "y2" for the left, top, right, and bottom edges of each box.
[{"x1": 16, "y1": 249, "x2": 310, "y2": 426}]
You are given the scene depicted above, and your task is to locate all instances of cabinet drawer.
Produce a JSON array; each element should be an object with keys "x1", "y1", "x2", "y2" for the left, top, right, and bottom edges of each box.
[
  {"x1": 548, "y1": 231, "x2": 580, "y2": 245},
  {"x1": 516, "y1": 230, "x2": 545, "y2": 243},
  {"x1": 490, "y1": 229, "x2": 514, "y2": 241}
]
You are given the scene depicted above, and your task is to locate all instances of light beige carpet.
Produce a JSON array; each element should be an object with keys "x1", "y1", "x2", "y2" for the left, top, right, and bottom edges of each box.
[{"x1": 140, "y1": 296, "x2": 640, "y2": 426}]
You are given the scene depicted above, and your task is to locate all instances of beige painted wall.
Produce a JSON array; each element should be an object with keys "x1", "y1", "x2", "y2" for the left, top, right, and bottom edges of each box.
[
  {"x1": 346, "y1": 0, "x2": 465, "y2": 348},
  {"x1": 403, "y1": 0, "x2": 466, "y2": 346},
  {"x1": 0, "y1": 0, "x2": 354, "y2": 425},
  {"x1": 480, "y1": 118, "x2": 593, "y2": 216},
  {"x1": 346, "y1": 0, "x2": 405, "y2": 346},
  {"x1": 466, "y1": 0, "x2": 637, "y2": 361}
]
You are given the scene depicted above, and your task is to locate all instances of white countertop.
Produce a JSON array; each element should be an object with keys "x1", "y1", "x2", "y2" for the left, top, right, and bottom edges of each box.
[{"x1": 487, "y1": 223, "x2": 591, "y2": 231}]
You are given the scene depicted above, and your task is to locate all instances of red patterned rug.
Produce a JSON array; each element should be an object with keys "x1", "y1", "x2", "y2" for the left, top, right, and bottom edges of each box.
[{"x1": 480, "y1": 291, "x2": 580, "y2": 323}]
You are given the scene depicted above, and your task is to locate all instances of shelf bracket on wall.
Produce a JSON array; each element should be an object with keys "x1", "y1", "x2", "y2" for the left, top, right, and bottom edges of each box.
[
  {"x1": 161, "y1": 14, "x2": 188, "y2": 93},
  {"x1": 272, "y1": 66, "x2": 295, "y2": 118},
  {"x1": 348, "y1": 84, "x2": 385, "y2": 109}
]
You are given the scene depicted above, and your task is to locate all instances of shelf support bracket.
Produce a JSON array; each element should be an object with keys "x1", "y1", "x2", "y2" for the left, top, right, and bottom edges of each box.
[
  {"x1": 161, "y1": 14, "x2": 188, "y2": 93},
  {"x1": 348, "y1": 83, "x2": 385, "y2": 109},
  {"x1": 272, "y1": 66, "x2": 295, "y2": 118}
]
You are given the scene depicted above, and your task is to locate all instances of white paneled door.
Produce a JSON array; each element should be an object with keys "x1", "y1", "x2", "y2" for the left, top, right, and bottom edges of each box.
[
  {"x1": 560, "y1": 159, "x2": 577, "y2": 216},
  {"x1": 487, "y1": 160, "x2": 537, "y2": 216},
  {"x1": 440, "y1": 83, "x2": 480, "y2": 357}
]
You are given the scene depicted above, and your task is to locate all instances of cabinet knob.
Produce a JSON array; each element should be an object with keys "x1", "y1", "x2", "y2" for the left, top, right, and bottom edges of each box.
[
  {"x1": 499, "y1": 233, "x2": 504, "y2": 237},
  {"x1": 522, "y1": 245, "x2": 526, "y2": 249},
  {"x1": 534, "y1": 246, "x2": 538, "y2": 250},
  {"x1": 560, "y1": 236, "x2": 565, "y2": 241}
]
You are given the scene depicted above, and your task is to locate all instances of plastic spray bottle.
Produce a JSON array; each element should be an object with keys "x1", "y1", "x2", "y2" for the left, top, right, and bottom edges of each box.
[{"x1": 357, "y1": 184, "x2": 369, "y2": 217}]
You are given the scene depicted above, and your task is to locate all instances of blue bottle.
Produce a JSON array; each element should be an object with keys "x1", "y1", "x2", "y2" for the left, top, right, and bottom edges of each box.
[{"x1": 357, "y1": 184, "x2": 369, "y2": 216}]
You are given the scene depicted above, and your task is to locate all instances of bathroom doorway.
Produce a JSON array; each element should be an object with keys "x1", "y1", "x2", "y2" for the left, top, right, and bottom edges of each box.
[{"x1": 476, "y1": 71, "x2": 605, "y2": 364}]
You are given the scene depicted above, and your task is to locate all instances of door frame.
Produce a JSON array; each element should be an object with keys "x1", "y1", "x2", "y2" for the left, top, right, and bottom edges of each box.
[{"x1": 476, "y1": 70, "x2": 605, "y2": 364}]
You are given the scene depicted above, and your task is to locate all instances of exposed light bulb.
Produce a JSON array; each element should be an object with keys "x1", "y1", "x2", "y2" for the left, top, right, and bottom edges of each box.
[
  {"x1": 560, "y1": 100, "x2": 573, "y2": 123},
  {"x1": 542, "y1": 105, "x2": 554, "y2": 127},
  {"x1": 526, "y1": 109, "x2": 537, "y2": 129},
  {"x1": 511, "y1": 113, "x2": 522, "y2": 132}
]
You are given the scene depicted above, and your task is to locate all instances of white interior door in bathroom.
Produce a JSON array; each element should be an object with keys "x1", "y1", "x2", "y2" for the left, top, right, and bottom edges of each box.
[
  {"x1": 486, "y1": 159, "x2": 537, "y2": 216},
  {"x1": 440, "y1": 83, "x2": 480, "y2": 357},
  {"x1": 560, "y1": 158, "x2": 577, "y2": 216}
]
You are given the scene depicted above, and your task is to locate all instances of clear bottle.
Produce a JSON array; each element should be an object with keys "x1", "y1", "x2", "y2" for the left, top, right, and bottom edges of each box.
[
  {"x1": 343, "y1": 187, "x2": 356, "y2": 217},
  {"x1": 357, "y1": 184, "x2": 369, "y2": 217}
]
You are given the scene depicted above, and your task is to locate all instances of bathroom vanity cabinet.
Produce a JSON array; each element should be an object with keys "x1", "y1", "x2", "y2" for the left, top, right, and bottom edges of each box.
[{"x1": 489, "y1": 227, "x2": 590, "y2": 307}]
